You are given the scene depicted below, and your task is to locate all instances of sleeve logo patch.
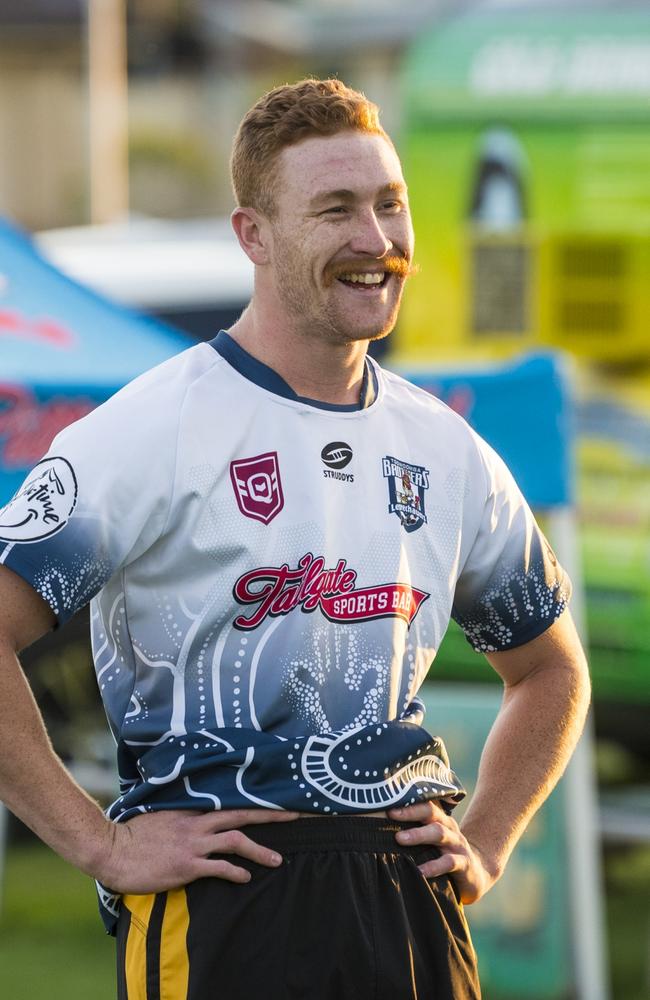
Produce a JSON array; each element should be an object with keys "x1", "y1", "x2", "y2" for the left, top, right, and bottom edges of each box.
[{"x1": 0, "y1": 456, "x2": 78, "y2": 543}]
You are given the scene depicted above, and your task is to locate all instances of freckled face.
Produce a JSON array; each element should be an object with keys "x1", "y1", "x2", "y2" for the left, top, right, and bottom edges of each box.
[{"x1": 266, "y1": 131, "x2": 415, "y2": 345}]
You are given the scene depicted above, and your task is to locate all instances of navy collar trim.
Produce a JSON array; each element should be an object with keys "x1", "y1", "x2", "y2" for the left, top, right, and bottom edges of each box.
[{"x1": 209, "y1": 330, "x2": 377, "y2": 411}]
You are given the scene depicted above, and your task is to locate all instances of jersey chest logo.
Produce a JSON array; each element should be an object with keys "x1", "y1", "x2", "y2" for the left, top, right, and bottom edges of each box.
[
  {"x1": 233, "y1": 552, "x2": 429, "y2": 631},
  {"x1": 230, "y1": 451, "x2": 284, "y2": 524},
  {"x1": 382, "y1": 455, "x2": 429, "y2": 533}
]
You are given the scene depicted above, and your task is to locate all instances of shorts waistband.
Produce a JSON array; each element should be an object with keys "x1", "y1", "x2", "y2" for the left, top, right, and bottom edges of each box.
[{"x1": 241, "y1": 817, "x2": 422, "y2": 854}]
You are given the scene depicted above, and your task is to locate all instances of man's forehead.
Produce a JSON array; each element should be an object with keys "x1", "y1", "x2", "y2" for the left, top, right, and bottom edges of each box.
[{"x1": 277, "y1": 131, "x2": 405, "y2": 199}]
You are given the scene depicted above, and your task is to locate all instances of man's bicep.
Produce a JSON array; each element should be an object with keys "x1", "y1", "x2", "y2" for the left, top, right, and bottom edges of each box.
[
  {"x1": 0, "y1": 564, "x2": 56, "y2": 652},
  {"x1": 484, "y1": 610, "x2": 589, "y2": 690}
]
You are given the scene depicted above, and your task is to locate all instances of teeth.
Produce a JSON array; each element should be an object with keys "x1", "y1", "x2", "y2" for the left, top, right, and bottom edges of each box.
[{"x1": 339, "y1": 272, "x2": 384, "y2": 285}]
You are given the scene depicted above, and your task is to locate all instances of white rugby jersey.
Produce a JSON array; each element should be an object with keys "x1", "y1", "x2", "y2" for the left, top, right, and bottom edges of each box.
[{"x1": 0, "y1": 332, "x2": 570, "y2": 927}]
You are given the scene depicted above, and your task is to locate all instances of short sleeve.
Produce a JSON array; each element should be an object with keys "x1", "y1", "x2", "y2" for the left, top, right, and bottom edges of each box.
[
  {"x1": 451, "y1": 434, "x2": 571, "y2": 654},
  {"x1": 0, "y1": 366, "x2": 183, "y2": 625}
]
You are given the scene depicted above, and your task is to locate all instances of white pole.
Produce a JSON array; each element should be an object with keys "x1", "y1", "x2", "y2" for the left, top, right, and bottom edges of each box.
[
  {"x1": 548, "y1": 506, "x2": 609, "y2": 1000},
  {"x1": 86, "y1": 0, "x2": 129, "y2": 223}
]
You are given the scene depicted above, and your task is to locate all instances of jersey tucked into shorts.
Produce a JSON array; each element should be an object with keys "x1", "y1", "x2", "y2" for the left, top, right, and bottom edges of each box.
[{"x1": 0, "y1": 331, "x2": 570, "y2": 932}]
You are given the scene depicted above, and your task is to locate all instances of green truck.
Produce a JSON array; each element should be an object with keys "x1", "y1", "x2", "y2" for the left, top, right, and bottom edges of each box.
[{"x1": 392, "y1": 4, "x2": 650, "y2": 746}]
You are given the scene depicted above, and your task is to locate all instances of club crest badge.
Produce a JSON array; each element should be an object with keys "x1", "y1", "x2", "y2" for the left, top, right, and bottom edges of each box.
[
  {"x1": 382, "y1": 455, "x2": 429, "y2": 533},
  {"x1": 230, "y1": 451, "x2": 284, "y2": 525}
]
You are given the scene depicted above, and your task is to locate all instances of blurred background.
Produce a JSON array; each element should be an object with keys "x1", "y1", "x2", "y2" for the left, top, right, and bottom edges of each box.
[{"x1": 0, "y1": 1, "x2": 648, "y2": 998}]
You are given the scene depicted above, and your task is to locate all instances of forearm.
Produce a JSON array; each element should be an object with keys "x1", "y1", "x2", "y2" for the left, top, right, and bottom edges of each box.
[
  {"x1": 0, "y1": 641, "x2": 114, "y2": 877},
  {"x1": 460, "y1": 658, "x2": 591, "y2": 878},
  {"x1": 0, "y1": 642, "x2": 301, "y2": 896}
]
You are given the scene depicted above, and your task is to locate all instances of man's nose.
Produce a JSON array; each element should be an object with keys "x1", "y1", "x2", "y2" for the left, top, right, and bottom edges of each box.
[{"x1": 348, "y1": 209, "x2": 393, "y2": 257}]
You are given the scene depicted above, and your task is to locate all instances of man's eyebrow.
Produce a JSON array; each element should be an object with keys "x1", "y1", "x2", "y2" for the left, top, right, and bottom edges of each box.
[
  {"x1": 378, "y1": 182, "x2": 408, "y2": 197},
  {"x1": 308, "y1": 188, "x2": 356, "y2": 208},
  {"x1": 308, "y1": 182, "x2": 407, "y2": 208}
]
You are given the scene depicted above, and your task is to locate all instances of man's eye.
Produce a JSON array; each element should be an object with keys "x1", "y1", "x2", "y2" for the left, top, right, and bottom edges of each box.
[
  {"x1": 323, "y1": 206, "x2": 347, "y2": 215},
  {"x1": 380, "y1": 200, "x2": 402, "y2": 212}
]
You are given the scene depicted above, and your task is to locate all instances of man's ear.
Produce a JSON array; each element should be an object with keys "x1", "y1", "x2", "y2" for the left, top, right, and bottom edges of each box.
[{"x1": 231, "y1": 207, "x2": 271, "y2": 265}]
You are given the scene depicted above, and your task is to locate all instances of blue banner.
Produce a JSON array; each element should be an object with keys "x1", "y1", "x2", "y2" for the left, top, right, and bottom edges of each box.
[{"x1": 397, "y1": 353, "x2": 573, "y2": 508}]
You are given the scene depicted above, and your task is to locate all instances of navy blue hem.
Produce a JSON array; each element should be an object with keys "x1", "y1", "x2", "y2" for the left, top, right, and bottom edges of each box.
[
  {"x1": 209, "y1": 330, "x2": 377, "y2": 411},
  {"x1": 2, "y1": 548, "x2": 69, "y2": 628},
  {"x1": 460, "y1": 601, "x2": 570, "y2": 654}
]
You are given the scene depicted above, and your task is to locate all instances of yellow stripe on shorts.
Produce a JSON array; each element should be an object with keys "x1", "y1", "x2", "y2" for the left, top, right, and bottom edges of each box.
[
  {"x1": 159, "y1": 888, "x2": 190, "y2": 1000},
  {"x1": 123, "y1": 893, "x2": 156, "y2": 1000}
]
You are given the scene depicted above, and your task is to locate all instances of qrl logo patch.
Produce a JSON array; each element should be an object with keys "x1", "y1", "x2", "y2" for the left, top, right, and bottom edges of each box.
[
  {"x1": 230, "y1": 452, "x2": 284, "y2": 525},
  {"x1": 0, "y1": 456, "x2": 78, "y2": 543},
  {"x1": 382, "y1": 455, "x2": 429, "y2": 533}
]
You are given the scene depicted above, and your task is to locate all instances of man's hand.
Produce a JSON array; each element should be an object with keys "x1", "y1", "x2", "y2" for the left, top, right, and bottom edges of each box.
[
  {"x1": 99, "y1": 808, "x2": 300, "y2": 894},
  {"x1": 388, "y1": 801, "x2": 497, "y2": 905},
  {"x1": 0, "y1": 567, "x2": 299, "y2": 898},
  {"x1": 387, "y1": 617, "x2": 590, "y2": 909}
]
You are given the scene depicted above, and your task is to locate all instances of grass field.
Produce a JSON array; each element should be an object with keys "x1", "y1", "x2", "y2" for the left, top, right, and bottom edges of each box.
[
  {"x1": 0, "y1": 840, "x2": 648, "y2": 999},
  {"x1": 0, "y1": 844, "x2": 114, "y2": 1000}
]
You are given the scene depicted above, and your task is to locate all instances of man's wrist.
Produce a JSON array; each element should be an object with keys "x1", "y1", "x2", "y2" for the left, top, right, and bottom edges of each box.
[
  {"x1": 461, "y1": 825, "x2": 508, "y2": 884},
  {"x1": 80, "y1": 817, "x2": 122, "y2": 884},
  {"x1": 38, "y1": 802, "x2": 121, "y2": 884}
]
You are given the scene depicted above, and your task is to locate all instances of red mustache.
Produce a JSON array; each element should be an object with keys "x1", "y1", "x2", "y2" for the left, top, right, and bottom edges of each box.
[{"x1": 325, "y1": 256, "x2": 418, "y2": 285}]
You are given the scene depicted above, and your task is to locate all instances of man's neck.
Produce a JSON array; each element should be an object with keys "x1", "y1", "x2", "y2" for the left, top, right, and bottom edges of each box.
[{"x1": 227, "y1": 305, "x2": 369, "y2": 407}]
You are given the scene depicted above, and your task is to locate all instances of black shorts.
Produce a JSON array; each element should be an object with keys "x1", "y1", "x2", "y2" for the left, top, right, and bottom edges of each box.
[{"x1": 116, "y1": 817, "x2": 481, "y2": 1000}]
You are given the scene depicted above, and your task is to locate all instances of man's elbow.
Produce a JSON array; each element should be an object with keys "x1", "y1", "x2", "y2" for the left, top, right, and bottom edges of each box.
[{"x1": 569, "y1": 647, "x2": 592, "y2": 726}]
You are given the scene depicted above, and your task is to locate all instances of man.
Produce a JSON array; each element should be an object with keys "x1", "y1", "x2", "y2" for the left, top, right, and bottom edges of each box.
[{"x1": 0, "y1": 79, "x2": 589, "y2": 999}]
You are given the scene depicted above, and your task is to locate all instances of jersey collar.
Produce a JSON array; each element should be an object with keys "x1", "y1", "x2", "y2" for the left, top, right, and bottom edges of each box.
[{"x1": 209, "y1": 330, "x2": 377, "y2": 411}]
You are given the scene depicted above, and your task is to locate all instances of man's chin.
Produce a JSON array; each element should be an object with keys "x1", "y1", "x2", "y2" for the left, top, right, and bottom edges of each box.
[
  {"x1": 345, "y1": 321, "x2": 395, "y2": 344},
  {"x1": 367, "y1": 325, "x2": 393, "y2": 344},
  {"x1": 327, "y1": 324, "x2": 392, "y2": 346},
  {"x1": 331, "y1": 308, "x2": 399, "y2": 344},
  {"x1": 304, "y1": 303, "x2": 399, "y2": 346}
]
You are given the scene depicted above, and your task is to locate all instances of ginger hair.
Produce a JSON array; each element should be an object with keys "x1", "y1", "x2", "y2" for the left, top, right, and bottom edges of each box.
[{"x1": 230, "y1": 78, "x2": 390, "y2": 216}]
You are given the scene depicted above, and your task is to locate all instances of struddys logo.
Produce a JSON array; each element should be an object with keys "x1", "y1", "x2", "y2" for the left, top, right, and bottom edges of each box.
[
  {"x1": 233, "y1": 552, "x2": 429, "y2": 631},
  {"x1": 382, "y1": 456, "x2": 429, "y2": 533}
]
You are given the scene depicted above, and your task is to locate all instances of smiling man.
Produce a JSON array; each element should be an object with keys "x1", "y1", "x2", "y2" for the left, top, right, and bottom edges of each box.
[
  {"x1": 228, "y1": 92, "x2": 415, "y2": 393},
  {"x1": 0, "y1": 79, "x2": 590, "y2": 1000}
]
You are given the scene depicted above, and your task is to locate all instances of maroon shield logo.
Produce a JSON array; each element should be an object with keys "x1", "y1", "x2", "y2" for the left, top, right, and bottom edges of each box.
[{"x1": 230, "y1": 452, "x2": 284, "y2": 524}]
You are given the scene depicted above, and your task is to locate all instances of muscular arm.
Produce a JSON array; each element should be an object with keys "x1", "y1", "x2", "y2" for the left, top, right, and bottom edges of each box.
[
  {"x1": 462, "y1": 610, "x2": 590, "y2": 877},
  {"x1": 390, "y1": 610, "x2": 591, "y2": 902},
  {"x1": 0, "y1": 564, "x2": 104, "y2": 871},
  {"x1": 0, "y1": 565, "x2": 296, "y2": 891}
]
